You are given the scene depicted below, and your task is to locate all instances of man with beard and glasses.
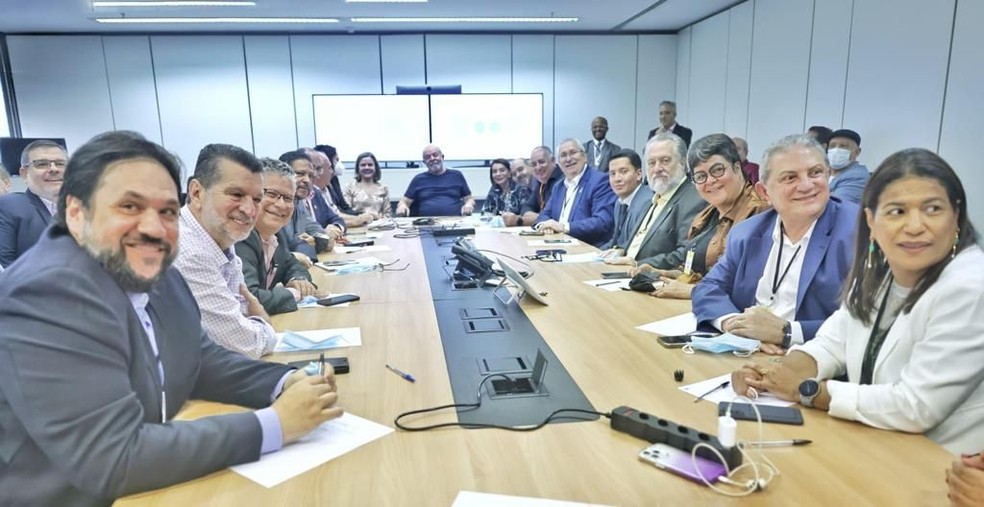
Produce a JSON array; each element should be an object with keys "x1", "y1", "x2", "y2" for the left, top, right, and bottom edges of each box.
[
  {"x1": 604, "y1": 132, "x2": 706, "y2": 269},
  {"x1": 0, "y1": 131, "x2": 343, "y2": 507},
  {"x1": 173, "y1": 143, "x2": 277, "y2": 359}
]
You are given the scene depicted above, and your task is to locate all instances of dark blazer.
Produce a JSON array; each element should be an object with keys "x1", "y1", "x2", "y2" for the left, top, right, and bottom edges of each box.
[
  {"x1": 647, "y1": 124, "x2": 694, "y2": 147},
  {"x1": 634, "y1": 182, "x2": 707, "y2": 268},
  {"x1": 601, "y1": 184, "x2": 655, "y2": 250},
  {"x1": 309, "y1": 187, "x2": 347, "y2": 230},
  {"x1": 0, "y1": 189, "x2": 53, "y2": 267},
  {"x1": 0, "y1": 225, "x2": 291, "y2": 507},
  {"x1": 535, "y1": 167, "x2": 617, "y2": 247},
  {"x1": 691, "y1": 197, "x2": 858, "y2": 341},
  {"x1": 520, "y1": 166, "x2": 564, "y2": 216},
  {"x1": 327, "y1": 176, "x2": 356, "y2": 216},
  {"x1": 236, "y1": 229, "x2": 312, "y2": 315},
  {"x1": 283, "y1": 204, "x2": 330, "y2": 260},
  {"x1": 583, "y1": 139, "x2": 622, "y2": 173}
]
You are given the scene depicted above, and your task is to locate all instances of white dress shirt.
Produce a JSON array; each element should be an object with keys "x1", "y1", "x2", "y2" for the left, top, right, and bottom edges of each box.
[{"x1": 558, "y1": 169, "x2": 585, "y2": 226}]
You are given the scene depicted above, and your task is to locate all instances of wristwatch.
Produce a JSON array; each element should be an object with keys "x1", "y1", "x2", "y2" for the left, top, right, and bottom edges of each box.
[
  {"x1": 798, "y1": 378, "x2": 820, "y2": 408},
  {"x1": 517, "y1": 216, "x2": 524, "y2": 226},
  {"x1": 781, "y1": 321, "x2": 792, "y2": 349}
]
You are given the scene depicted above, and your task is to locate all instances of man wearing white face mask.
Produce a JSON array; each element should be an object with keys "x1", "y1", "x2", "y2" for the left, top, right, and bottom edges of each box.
[{"x1": 826, "y1": 129, "x2": 869, "y2": 204}]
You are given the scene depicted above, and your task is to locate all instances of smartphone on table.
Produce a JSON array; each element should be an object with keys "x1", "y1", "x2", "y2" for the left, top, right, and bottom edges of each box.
[
  {"x1": 656, "y1": 332, "x2": 715, "y2": 349},
  {"x1": 719, "y1": 402, "x2": 804, "y2": 425},
  {"x1": 638, "y1": 443, "x2": 727, "y2": 484}
]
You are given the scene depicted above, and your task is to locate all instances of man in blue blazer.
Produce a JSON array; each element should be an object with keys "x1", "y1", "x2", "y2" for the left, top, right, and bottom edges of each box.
[
  {"x1": 535, "y1": 139, "x2": 616, "y2": 247},
  {"x1": 599, "y1": 148, "x2": 654, "y2": 251},
  {"x1": 0, "y1": 139, "x2": 67, "y2": 268},
  {"x1": 693, "y1": 134, "x2": 858, "y2": 355}
]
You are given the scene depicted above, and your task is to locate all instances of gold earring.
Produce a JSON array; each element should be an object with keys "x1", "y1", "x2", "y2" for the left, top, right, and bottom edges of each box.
[{"x1": 952, "y1": 228, "x2": 960, "y2": 259}]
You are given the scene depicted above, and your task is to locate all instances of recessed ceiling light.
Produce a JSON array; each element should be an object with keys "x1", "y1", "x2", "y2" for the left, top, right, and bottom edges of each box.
[
  {"x1": 351, "y1": 17, "x2": 579, "y2": 23},
  {"x1": 95, "y1": 17, "x2": 339, "y2": 23},
  {"x1": 93, "y1": 1, "x2": 256, "y2": 6}
]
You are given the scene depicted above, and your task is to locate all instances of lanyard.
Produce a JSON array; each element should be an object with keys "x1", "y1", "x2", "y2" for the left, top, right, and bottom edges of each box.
[
  {"x1": 860, "y1": 281, "x2": 898, "y2": 385},
  {"x1": 770, "y1": 223, "x2": 803, "y2": 301}
]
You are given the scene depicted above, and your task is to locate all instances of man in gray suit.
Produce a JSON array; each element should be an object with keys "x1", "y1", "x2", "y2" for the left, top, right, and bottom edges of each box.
[
  {"x1": 599, "y1": 148, "x2": 653, "y2": 252},
  {"x1": 605, "y1": 132, "x2": 706, "y2": 271},
  {"x1": 0, "y1": 131, "x2": 342, "y2": 507},
  {"x1": 583, "y1": 116, "x2": 622, "y2": 172}
]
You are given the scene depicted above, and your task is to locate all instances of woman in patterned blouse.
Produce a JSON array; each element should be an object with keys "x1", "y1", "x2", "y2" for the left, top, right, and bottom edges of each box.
[
  {"x1": 343, "y1": 152, "x2": 391, "y2": 219},
  {"x1": 481, "y1": 158, "x2": 532, "y2": 215}
]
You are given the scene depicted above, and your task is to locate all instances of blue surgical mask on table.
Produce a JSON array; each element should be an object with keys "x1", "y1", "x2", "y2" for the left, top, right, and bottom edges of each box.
[
  {"x1": 684, "y1": 333, "x2": 761, "y2": 357},
  {"x1": 827, "y1": 147, "x2": 851, "y2": 170}
]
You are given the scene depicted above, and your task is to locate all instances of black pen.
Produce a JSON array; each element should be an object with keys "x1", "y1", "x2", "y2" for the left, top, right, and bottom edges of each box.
[
  {"x1": 595, "y1": 280, "x2": 621, "y2": 287},
  {"x1": 694, "y1": 380, "x2": 730, "y2": 403}
]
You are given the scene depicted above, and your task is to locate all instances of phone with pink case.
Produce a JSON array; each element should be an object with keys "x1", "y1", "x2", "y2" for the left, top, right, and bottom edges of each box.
[{"x1": 638, "y1": 443, "x2": 728, "y2": 484}]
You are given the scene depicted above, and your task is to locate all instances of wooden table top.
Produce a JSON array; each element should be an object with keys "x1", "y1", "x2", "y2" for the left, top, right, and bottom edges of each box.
[{"x1": 117, "y1": 225, "x2": 952, "y2": 507}]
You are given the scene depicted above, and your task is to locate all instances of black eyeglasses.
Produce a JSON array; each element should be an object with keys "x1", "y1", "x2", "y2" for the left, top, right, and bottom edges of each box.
[
  {"x1": 691, "y1": 163, "x2": 729, "y2": 184},
  {"x1": 263, "y1": 189, "x2": 295, "y2": 203},
  {"x1": 29, "y1": 159, "x2": 67, "y2": 170}
]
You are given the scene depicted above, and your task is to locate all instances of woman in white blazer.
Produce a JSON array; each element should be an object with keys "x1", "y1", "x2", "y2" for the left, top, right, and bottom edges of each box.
[{"x1": 730, "y1": 148, "x2": 983, "y2": 454}]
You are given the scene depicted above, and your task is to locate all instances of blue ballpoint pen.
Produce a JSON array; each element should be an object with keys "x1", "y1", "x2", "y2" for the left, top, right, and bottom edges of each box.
[{"x1": 385, "y1": 364, "x2": 416, "y2": 383}]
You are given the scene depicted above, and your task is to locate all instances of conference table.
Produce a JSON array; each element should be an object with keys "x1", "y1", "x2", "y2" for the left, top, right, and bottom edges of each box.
[{"x1": 117, "y1": 222, "x2": 952, "y2": 506}]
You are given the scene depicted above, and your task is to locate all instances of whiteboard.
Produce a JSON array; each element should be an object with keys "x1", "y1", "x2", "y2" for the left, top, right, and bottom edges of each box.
[
  {"x1": 312, "y1": 94, "x2": 430, "y2": 162},
  {"x1": 430, "y1": 94, "x2": 543, "y2": 161}
]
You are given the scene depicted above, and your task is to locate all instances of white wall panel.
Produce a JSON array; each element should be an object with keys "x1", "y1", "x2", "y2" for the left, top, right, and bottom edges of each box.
[
  {"x1": 290, "y1": 35, "x2": 381, "y2": 150},
  {"x1": 688, "y1": 11, "x2": 730, "y2": 140},
  {"x1": 724, "y1": 0, "x2": 753, "y2": 139},
  {"x1": 151, "y1": 36, "x2": 252, "y2": 176},
  {"x1": 7, "y1": 36, "x2": 114, "y2": 152},
  {"x1": 746, "y1": 0, "x2": 813, "y2": 160},
  {"x1": 103, "y1": 36, "x2": 161, "y2": 144},
  {"x1": 842, "y1": 0, "x2": 953, "y2": 168},
  {"x1": 511, "y1": 35, "x2": 555, "y2": 154},
  {"x1": 674, "y1": 27, "x2": 692, "y2": 129},
  {"x1": 425, "y1": 35, "x2": 511, "y2": 94},
  {"x1": 380, "y1": 35, "x2": 425, "y2": 95},
  {"x1": 244, "y1": 35, "x2": 297, "y2": 158},
  {"x1": 938, "y1": 0, "x2": 984, "y2": 229},
  {"x1": 803, "y1": 0, "x2": 852, "y2": 132},
  {"x1": 555, "y1": 36, "x2": 638, "y2": 156},
  {"x1": 634, "y1": 35, "x2": 677, "y2": 152}
]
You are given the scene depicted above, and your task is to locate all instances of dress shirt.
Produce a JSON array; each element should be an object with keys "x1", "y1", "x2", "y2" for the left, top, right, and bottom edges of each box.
[
  {"x1": 625, "y1": 179, "x2": 683, "y2": 259},
  {"x1": 261, "y1": 233, "x2": 300, "y2": 301},
  {"x1": 128, "y1": 292, "x2": 287, "y2": 454},
  {"x1": 39, "y1": 196, "x2": 57, "y2": 216},
  {"x1": 712, "y1": 217, "x2": 817, "y2": 344},
  {"x1": 558, "y1": 169, "x2": 585, "y2": 226},
  {"x1": 174, "y1": 206, "x2": 277, "y2": 359}
]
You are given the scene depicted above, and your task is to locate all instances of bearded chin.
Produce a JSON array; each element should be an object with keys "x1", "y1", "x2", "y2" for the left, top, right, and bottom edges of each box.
[{"x1": 81, "y1": 224, "x2": 175, "y2": 293}]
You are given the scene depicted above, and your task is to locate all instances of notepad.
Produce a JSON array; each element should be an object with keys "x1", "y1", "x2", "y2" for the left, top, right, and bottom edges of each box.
[
  {"x1": 635, "y1": 312, "x2": 697, "y2": 336},
  {"x1": 679, "y1": 373, "x2": 795, "y2": 407},
  {"x1": 274, "y1": 327, "x2": 361, "y2": 352}
]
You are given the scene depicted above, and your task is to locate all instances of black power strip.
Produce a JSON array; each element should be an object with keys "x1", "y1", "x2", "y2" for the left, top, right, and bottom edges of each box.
[{"x1": 610, "y1": 406, "x2": 742, "y2": 469}]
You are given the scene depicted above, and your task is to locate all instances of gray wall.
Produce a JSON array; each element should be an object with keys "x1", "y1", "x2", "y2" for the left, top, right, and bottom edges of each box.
[
  {"x1": 675, "y1": 0, "x2": 983, "y2": 229},
  {"x1": 6, "y1": 33, "x2": 677, "y2": 196}
]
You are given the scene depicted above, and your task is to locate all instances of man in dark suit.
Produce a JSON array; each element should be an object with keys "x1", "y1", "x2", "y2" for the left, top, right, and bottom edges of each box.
[
  {"x1": 583, "y1": 116, "x2": 622, "y2": 173},
  {"x1": 599, "y1": 148, "x2": 654, "y2": 252},
  {"x1": 534, "y1": 138, "x2": 616, "y2": 247},
  {"x1": 692, "y1": 134, "x2": 857, "y2": 355},
  {"x1": 605, "y1": 133, "x2": 706, "y2": 269},
  {"x1": 279, "y1": 150, "x2": 345, "y2": 238},
  {"x1": 503, "y1": 145, "x2": 562, "y2": 227},
  {"x1": 0, "y1": 139, "x2": 67, "y2": 268},
  {"x1": 0, "y1": 131, "x2": 342, "y2": 506},
  {"x1": 647, "y1": 100, "x2": 693, "y2": 148},
  {"x1": 307, "y1": 147, "x2": 372, "y2": 227}
]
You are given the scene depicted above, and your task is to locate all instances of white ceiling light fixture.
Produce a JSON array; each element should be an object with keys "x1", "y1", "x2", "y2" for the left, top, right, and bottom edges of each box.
[
  {"x1": 95, "y1": 17, "x2": 339, "y2": 23},
  {"x1": 351, "y1": 17, "x2": 579, "y2": 23},
  {"x1": 93, "y1": 1, "x2": 257, "y2": 6}
]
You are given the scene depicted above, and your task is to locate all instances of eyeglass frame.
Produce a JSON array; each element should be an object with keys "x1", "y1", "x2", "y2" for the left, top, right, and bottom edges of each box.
[
  {"x1": 690, "y1": 162, "x2": 731, "y2": 185},
  {"x1": 27, "y1": 159, "x2": 68, "y2": 170},
  {"x1": 262, "y1": 188, "x2": 296, "y2": 204}
]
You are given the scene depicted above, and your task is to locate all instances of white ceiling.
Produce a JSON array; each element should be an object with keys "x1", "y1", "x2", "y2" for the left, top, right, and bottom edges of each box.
[{"x1": 0, "y1": 0, "x2": 743, "y2": 34}]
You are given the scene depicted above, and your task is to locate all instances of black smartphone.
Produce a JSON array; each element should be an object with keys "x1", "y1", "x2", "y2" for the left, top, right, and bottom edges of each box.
[
  {"x1": 321, "y1": 259, "x2": 356, "y2": 267},
  {"x1": 287, "y1": 357, "x2": 350, "y2": 374},
  {"x1": 657, "y1": 334, "x2": 691, "y2": 348},
  {"x1": 719, "y1": 402, "x2": 804, "y2": 425},
  {"x1": 601, "y1": 271, "x2": 632, "y2": 279},
  {"x1": 345, "y1": 239, "x2": 375, "y2": 247},
  {"x1": 519, "y1": 230, "x2": 544, "y2": 236},
  {"x1": 544, "y1": 239, "x2": 571, "y2": 244},
  {"x1": 317, "y1": 294, "x2": 361, "y2": 306}
]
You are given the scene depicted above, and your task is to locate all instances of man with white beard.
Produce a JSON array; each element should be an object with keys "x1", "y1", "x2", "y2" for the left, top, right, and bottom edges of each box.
[{"x1": 604, "y1": 132, "x2": 706, "y2": 269}]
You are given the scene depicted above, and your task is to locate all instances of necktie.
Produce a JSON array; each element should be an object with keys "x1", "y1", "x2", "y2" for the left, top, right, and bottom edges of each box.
[{"x1": 615, "y1": 202, "x2": 629, "y2": 237}]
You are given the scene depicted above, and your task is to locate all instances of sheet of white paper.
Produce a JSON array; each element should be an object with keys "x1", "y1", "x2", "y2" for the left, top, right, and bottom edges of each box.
[
  {"x1": 230, "y1": 413, "x2": 393, "y2": 488},
  {"x1": 452, "y1": 492, "x2": 612, "y2": 507},
  {"x1": 679, "y1": 373, "x2": 796, "y2": 407},
  {"x1": 527, "y1": 238, "x2": 580, "y2": 247},
  {"x1": 296, "y1": 293, "x2": 357, "y2": 309},
  {"x1": 334, "y1": 245, "x2": 392, "y2": 254},
  {"x1": 561, "y1": 252, "x2": 603, "y2": 264},
  {"x1": 274, "y1": 327, "x2": 361, "y2": 352},
  {"x1": 583, "y1": 279, "x2": 630, "y2": 292},
  {"x1": 495, "y1": 226, "x2": 538, "y2": 234},
  {"x1": 635, "y1": 312, "x2": 697, "y2": 336}
]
